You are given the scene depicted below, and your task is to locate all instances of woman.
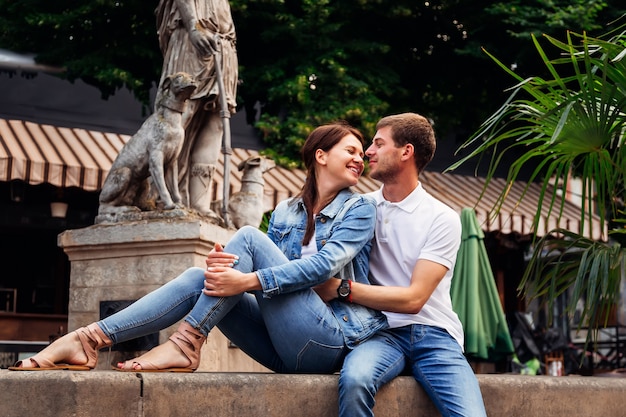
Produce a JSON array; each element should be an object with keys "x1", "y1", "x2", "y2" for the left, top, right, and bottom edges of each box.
[{"x1": 10, "y1": 122, "x2": 387, "y2": 373}]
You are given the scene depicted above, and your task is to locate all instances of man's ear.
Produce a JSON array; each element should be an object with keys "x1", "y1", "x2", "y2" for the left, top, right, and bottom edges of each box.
[
  {"x1": 401, "y1": 143, "x2": 414, "y2": 161},
  {"x1": 315, "y1": 148, "x2": 327, "y2": 165}
]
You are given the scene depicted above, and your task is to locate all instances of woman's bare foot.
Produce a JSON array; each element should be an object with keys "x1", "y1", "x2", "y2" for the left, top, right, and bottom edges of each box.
[
  {"x1": 116, "y1": 340, "x2": 191, "y2": 371},
  {"x1": 9, "y1": 324, "x2": 111, "y2": 371},
  {"x1": 10, "y1": 332, "x2": 89, "y2": 370}
]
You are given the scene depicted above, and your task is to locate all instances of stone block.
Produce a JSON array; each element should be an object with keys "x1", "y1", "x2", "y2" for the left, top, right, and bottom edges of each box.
[
  {"x1": 2, "y1": 372, "x2": 625, "y2": 417},
  {"x1": 0, "y1": 370, "x2": 141, "y2": 417},
  {"x1": 58, "y1": 217, "x2": 268, "y2": 373}
]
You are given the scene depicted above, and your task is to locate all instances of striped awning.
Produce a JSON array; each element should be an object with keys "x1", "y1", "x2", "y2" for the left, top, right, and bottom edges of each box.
[
  {"x1": 0, "y1": 118, "x2": 125, "y2": 191},
  {"x1": 420, "y1": 171, "x2": 604, "y2": 240},
  {"x1": 0, "y1": 117, "x2": 605, "y2": 240}
]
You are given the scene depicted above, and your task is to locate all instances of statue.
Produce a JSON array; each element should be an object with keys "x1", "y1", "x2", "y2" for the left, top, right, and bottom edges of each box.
[
  {"x1": 227, "y1": 156, "x2": 275, "y2": 229},
  {"x1": 96, "y1": 0, "x2": 248, "y2": 225},
  {"x1": 97, "y1": 72, "x2": 197, "y2": 218},
  {"x1": 155, "y1": 0, "x2": 239, "y2": 219}
]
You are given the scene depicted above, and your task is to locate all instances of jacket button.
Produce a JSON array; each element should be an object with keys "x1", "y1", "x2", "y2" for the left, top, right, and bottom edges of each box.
[
  {"x1": 320, "y1": 217, "x2": 327, "y2": 223},
  {"x1": 321, "y1": 240, "x2": 327, "y2": 246},
  {"x1": 342, "y1": 316, "x2": 349, "y2": 322}
]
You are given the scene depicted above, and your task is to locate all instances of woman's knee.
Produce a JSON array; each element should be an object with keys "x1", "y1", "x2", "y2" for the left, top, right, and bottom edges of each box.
[
  {"x1": 232, "y1": 225, "x2": 262, "y2": 242},
  {"x1": 226, "y1": 226, "x2": 267, "y2": 256},
  {"x1": 175, "y1": 267, "x2": 206, "y2": 287},
  {"x1": 181, "y1": 266, "x2": 205, "y2": 276}
]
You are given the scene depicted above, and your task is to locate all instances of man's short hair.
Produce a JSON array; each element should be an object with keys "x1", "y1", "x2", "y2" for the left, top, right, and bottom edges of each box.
[{"x1": 376, "y1": 113, "x2": 436, "y2": 172}]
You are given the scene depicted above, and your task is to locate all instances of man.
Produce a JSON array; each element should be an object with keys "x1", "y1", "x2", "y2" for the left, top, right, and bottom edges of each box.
[
  {"x1": 318, "y1": 113, "x2": 487, "y2": 416},
  {"x1": 156, "y1": 0, "x2": 238, "y2": 216}
]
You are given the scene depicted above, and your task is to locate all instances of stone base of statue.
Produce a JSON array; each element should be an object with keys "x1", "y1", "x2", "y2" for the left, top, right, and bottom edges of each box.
[{"x1": 58, "y1": 211, "x2": 269, "y2": 372}]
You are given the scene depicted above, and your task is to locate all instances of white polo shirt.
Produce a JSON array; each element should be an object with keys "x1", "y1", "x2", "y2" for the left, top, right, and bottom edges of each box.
[{"x1": 367, "y1": 182, "x2": 465, "y2": 349}]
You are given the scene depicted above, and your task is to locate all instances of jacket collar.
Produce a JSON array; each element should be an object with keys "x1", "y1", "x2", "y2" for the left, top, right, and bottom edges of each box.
[{"x1": 290, "y1": 188, "x2": 356, "y2": 217}]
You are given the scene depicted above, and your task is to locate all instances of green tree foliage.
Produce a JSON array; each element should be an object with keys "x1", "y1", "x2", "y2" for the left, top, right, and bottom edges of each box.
[
  {"x1": 0, "y1": 0, "x2": 621, "y2": 166},
  {"x1": 0, "y1": 0, "x2": 162, "y2": 108},
  {"x1": 231, "y1": 0, "x2": 393, "y2": 167}
]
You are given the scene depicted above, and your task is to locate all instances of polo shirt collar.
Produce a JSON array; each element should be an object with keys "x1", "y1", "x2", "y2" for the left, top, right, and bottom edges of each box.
[{"x1": 373, "y1": 182, "x2": 425, "y2": 213}]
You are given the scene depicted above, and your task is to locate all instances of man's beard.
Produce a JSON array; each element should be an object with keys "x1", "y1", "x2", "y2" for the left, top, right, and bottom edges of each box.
[{"x1": 370, "y1": 162, "x2": 400, "y2": 183}]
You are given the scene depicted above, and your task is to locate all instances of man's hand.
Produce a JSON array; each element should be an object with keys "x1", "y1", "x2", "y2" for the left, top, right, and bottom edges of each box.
[
  {"x1": 313, "y1": 277, "x2": 341, "y2": 302},
  {"x1": 205, "y1": 242, "x2": 239, "y2": 269}
]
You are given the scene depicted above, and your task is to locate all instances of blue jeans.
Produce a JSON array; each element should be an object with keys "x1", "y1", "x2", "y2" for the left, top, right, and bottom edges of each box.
[
  {"x1": 339, "y1": 325, "x2": 487, "y2": 417},
  {"x1": 98, "y1": 227, "x2": 348, "y2": 373}
]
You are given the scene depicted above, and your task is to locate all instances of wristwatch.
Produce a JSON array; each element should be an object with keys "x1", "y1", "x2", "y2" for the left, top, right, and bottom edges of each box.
[{"x1": 337, "y1": 279, "x2": 352, "y2": 301}]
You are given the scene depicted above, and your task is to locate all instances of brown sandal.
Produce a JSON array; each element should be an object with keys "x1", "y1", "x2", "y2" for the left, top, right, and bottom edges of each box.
[
  {"x1": 115, "y1": 322, "x2": 205, "y2": 372},
  {"x1": 8, "y1": 323, "x2": 112, "y2": 371},
  {"x1": 8, "y1": 358, "x2": 91, "y2": 371}
]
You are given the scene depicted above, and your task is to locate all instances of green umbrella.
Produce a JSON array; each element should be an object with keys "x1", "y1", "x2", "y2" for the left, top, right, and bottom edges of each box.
[{"x1": 451, "y1": 207, "x2": 515, "y2": 361}]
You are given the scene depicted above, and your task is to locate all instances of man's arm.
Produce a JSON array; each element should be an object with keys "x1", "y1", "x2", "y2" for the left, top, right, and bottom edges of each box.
[{"x1": 315, "y1": 259, "x2": 448, "y2": 314}]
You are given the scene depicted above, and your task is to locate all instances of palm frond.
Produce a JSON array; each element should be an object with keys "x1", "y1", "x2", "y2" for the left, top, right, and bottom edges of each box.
[
  {"x1": 448, "y1": 22, "x2": 626, "y2": 349},
  {"x1": 447, "y1": 29, "x2": 626, "y2": 240},
  {"x1": 521, "y1": 229, "x2": 622, "y2": 348}
]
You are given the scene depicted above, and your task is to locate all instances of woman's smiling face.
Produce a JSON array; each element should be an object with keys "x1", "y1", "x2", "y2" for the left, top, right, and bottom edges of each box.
[{"x1": 317, "y1": 134, "x2": 365, "y2": 189}]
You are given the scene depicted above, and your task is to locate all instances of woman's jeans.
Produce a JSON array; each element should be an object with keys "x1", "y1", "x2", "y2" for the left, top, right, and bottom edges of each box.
[
  {"x1": 97, "y1": 227, "x2": 347, "y2": 373},
  {"x1": 338, "y1": 325, "x2": 487, "y2": 417}
]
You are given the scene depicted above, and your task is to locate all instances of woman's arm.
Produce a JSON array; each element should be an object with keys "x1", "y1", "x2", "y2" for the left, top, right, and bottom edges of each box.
[
  {"x1": 204, "y1": 196, "x2": 376, "y2": 297},
  {"x1": 255, "y1": 197, "x2": 376, "y2": 296}
]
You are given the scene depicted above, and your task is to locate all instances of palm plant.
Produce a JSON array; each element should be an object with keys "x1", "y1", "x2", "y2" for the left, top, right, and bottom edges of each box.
[{"x1": 447, "y1": 19, "x2": 626, "y2": 346}]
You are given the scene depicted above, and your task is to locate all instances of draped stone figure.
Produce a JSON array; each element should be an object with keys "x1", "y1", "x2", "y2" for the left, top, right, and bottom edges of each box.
[{"x1": 156, "y1": 0, "x2": 238, "y2": 218}]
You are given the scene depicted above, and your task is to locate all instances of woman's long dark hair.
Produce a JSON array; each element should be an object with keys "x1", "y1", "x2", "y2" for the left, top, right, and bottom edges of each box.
[{"x1": 296, "y1": 122, "x2": 365, "y2": 245}]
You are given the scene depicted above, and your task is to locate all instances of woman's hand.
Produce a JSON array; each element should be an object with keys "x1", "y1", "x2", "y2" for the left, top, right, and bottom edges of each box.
[
  {"x1": 204, "y1": 267, "x2": 261, "y2": 297},
  {"x1": 205, "y1": 243, "x2": 239, "y2": 269}
]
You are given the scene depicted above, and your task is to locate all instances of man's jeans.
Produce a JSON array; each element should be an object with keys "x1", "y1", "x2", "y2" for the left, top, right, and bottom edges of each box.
[
  {"x1": 339, "y1": 325, "x2": 487, "y2": 417},
  {"x1": 98, "y1": 227, "x2": 347, "y2": 373}
]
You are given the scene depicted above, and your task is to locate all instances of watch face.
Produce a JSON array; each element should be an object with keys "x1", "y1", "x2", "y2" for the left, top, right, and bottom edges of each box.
[{"x1": 338, "y1": 281, "x2": 350, "y2": 297}]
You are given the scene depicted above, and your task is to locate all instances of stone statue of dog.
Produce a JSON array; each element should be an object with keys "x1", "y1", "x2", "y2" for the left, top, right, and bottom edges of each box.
[
  {"x1": 98, "y1": 72, "x2": 197, "y2": 215},
  {"x1": 228, "y1": 156, "x2": 276, "y2": 229}
]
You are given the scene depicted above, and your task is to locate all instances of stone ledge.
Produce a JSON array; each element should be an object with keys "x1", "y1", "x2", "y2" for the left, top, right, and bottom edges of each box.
[{"x1": 0, "y1": 371, "x2": 625, "y2": 417}]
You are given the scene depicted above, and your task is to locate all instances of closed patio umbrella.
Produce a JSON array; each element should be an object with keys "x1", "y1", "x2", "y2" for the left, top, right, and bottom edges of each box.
[{"x1": 451, "y1": 207, "x2": 515, "y2": 361}]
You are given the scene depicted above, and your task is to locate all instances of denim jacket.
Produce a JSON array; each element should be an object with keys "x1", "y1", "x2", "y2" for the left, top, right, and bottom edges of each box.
[{"x1": 256, "y1": 188, "x2": 388, "y2": 348}]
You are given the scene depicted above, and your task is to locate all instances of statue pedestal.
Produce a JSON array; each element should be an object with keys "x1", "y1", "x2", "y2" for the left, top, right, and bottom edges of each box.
[{"x1": 58, "y1": 216, "x2": 269, "y2": 372}]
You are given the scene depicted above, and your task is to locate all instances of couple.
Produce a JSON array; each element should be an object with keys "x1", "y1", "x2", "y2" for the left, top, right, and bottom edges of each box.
[{"x1": 10, "y1": 113, "x2": 486, "y2": 417}]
